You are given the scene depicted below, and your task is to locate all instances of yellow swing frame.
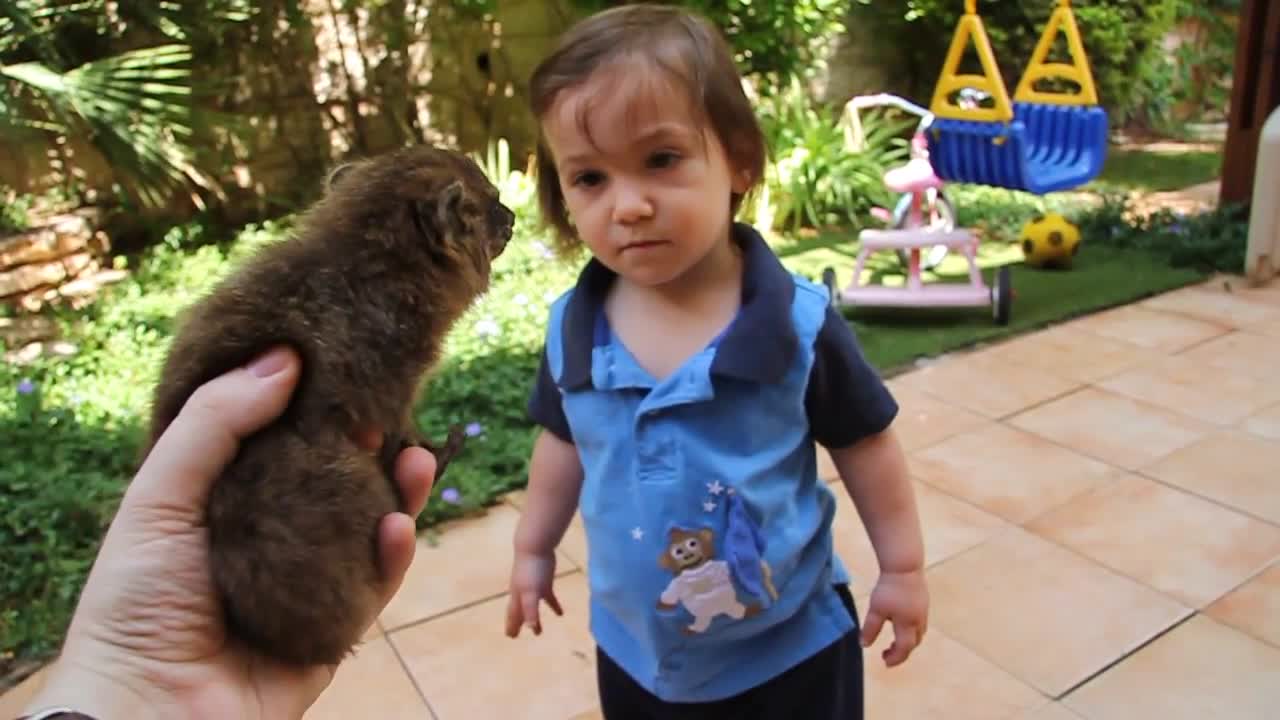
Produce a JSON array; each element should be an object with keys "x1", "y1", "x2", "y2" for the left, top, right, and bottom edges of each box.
[{"x1": 928, "y1": 0, "x2": 1101, "y2": 125}]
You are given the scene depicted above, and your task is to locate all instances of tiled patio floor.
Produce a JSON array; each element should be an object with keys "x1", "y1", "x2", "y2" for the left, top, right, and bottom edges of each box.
[{"x1": 3, "y1": 275, "x2": 1279, "y2": 719}]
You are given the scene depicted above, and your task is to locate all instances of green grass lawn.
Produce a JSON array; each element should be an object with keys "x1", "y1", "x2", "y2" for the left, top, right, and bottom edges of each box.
[
  {"x1": 771, "y1": 231, "x2": 1207, "y2": 374},
  {"x1": 1087, "y1": 147, "x2": 1223, "y2": 193}
]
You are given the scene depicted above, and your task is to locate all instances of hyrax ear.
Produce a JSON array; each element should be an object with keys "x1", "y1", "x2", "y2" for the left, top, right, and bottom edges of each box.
[
  {"x1": 325, "y1": 162, "x2": 356, "y2": 192},
  {"x1": 436, "y1": 178, "x2": 466, "y2": 232},
  {"x1": 409, "y1": 179, "x2": 466, "y2": 244}
]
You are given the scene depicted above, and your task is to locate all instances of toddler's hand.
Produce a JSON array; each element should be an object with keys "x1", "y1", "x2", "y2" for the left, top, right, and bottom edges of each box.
[
  {"x1": 860, "y1": 569, "x2": 929, "y2": 667},
  {"x1": 504, "y1": 550, "x2": 564, "y2": 637}
]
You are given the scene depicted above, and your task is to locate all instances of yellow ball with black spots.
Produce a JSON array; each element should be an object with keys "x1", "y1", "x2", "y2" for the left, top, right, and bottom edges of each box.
[{"x1": 1020, "y1": 212, "x2": 1081, "y2": 270}]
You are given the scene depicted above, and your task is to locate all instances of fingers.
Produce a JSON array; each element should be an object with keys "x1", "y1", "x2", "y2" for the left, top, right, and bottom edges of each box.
[
  {"x1": 860, "y1": 607, "x2": 886, "y2": 649},
  {"x1": 882, "y1": 624, "x2": 921, "y2": 668},
  {"x1": 375, "y1": 512, "x2": 418, "y2": 607},
  {"x1": 504, "y1": 593, "x2": 524, "y2": 638},
  {"x1": 521, "y1": 591, "x2": 543, "y2": 635},
  {"x1": 394, "y1": 446, "x2": 437, "y2": 518},
  {"x1": 129, "y1": 346, "x2": 300, "y2": 510},
  {"x1": 545, "y1": 589, "x2": 565, "y2": 618}
]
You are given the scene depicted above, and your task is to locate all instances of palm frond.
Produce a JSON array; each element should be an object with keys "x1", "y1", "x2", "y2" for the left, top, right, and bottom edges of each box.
[{"x1": 2, "y1": 43, "x2": 220, "y2": 208}]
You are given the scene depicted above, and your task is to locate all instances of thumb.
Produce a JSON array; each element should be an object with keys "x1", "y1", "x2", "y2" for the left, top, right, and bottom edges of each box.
[{"x1": 127, "y1": 346, "x2": 301, "y2": 510}]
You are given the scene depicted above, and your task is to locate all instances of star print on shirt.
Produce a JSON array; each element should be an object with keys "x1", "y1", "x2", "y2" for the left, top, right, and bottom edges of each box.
[
  {"x1": 631, "y1": 527, "x2": 644, "y2": 541},
  {"x1": 706, "y1": 480, "x2": 725, "y2": 495},
  {"x1": 703, "y1": 500, "x2": 717, "y2": 512}
]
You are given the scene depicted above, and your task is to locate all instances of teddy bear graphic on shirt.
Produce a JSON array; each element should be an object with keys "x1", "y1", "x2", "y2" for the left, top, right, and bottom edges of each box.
[
  {"x1": 653, "y1": 485, "x2": 779, "y2": 635},
  {"x1": 657, "y1": 527, "x2": 761, "y2": 634}
]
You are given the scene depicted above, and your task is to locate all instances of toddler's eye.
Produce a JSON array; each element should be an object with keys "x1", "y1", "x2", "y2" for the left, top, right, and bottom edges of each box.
[
  {"x1": 572, "y1": 170, "x2": 604, "y2": 188},
  {"x1": 649, "y1": 151, "x2": 680, "y2": 169}
]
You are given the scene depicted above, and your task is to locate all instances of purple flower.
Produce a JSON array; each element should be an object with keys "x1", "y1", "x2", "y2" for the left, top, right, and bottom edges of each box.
[
  {"x1": 465, "y1": 422, "x2": 483, "y2": 437},
  {"x1": 441, "y1": 487, "x2": 461, "y2": 504},
  {"x1": 16, "y1": 379, "x2": 35, "y2": 395}
]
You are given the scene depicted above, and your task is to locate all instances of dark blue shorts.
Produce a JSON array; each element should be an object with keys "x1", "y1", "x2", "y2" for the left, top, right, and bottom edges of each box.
[{"x1": 595, "y1": 584, "x2": 863, "y2": 720}]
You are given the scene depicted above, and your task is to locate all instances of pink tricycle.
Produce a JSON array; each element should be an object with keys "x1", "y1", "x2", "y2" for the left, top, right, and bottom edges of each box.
[{"x1": 823, "y1": 91, "x2": 1012, "y2": 325}]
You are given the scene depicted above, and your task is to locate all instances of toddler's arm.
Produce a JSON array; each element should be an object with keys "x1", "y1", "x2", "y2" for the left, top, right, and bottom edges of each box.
[
  {"x1": 830, "y1": 427, "x2": 929, "y2": 667},
  {"x1": 515, "y1": 428, "x2": 584, "y2": 555},
  {"x1": 505, "y1": 428, "x2": 583, "y2": 637},
  {"x1": 831, "y1": 427, "x2": 923, "y2": 576}
]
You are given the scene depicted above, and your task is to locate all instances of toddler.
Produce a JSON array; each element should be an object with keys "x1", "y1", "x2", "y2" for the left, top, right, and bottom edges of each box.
[{"x1": 506, "y1": 5, "x2": 928, "y2": 718}]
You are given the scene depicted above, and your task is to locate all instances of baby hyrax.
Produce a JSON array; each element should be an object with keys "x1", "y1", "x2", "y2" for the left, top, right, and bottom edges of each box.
[{"x1": 139, "y1": 144, "x2": 514, "y2": 667}]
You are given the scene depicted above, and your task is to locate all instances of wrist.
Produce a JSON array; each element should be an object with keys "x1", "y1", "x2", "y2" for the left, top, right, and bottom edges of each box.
[{"x1": 22, "y1": 654, "x2": 166, "y2": 720}]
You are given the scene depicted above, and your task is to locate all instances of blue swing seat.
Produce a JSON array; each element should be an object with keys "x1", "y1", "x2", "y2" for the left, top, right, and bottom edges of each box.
[{"x1": 926, "y1": 101, "x2": 1108, "y2": 195}]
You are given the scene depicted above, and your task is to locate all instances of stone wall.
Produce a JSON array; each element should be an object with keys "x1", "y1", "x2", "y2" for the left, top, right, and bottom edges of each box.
[{"x1": 0, "y1": 210, "x2": 125, "y2": 315}]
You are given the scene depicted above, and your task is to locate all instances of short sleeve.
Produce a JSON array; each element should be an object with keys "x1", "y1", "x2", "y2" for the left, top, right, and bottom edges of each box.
[
  {"x1": 527, "y1": 345, "x2": 573, "y2": 443},
  {"x1": 805, "y1": 306, "x2": 898, "y2": 448}
]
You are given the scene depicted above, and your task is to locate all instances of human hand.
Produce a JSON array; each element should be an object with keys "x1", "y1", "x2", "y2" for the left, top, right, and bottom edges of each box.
[
  {"x1": 23, "y1": 346, "x2": 437, "y2": 720},
  {"x1": 860, "y1": 568, "x2": 929, "y2": 667},
  {"x1": 504, "y1": 550, "x2": 564, "y2": 637}
]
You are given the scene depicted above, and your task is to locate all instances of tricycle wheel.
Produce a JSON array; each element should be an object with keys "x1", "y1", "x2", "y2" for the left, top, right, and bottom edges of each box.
[
  {"x1": 821, "y1": 266, "x2": 839, "y2": 308},
  {"x1": 992, "y1": 265, "x2": 1012, "y2": 325}
]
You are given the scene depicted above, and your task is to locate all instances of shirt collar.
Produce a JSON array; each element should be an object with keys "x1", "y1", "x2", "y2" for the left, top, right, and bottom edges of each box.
[{"x1": 558, "y1": 222, "x2": 797, "y2": 389}]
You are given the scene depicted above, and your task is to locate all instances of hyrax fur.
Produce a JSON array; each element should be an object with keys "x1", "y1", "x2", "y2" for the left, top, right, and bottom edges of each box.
[{"x1": 139, "y1": 144, "x2": 514, "y2": 666}]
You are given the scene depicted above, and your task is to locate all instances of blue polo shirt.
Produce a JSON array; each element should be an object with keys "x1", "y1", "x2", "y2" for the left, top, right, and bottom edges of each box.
[{"x1": 527, "y1": 222, "x2": 898, "y2": 702}]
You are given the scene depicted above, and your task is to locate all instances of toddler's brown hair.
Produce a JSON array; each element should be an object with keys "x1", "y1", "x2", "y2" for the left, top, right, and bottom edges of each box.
[{"x1": 528, "y1": 4, "x2": 767, "y2": 252}]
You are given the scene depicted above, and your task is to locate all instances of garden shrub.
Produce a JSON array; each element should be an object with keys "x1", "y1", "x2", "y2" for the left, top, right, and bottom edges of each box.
[
  {"x1": 1070, "y1": 193, "x2": 1250, "y2": 274},
  {"x1": 570, "y1": 0, "x2": 848, "y2": 81},
  {"x1": 1, "y1": 187, "x2": 33, "y2": 234}
]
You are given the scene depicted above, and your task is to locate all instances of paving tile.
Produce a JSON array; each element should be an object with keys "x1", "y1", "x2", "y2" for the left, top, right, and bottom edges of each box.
[
  {"x1": 1097, "y1": 354, "x2": 1280, "y2": 426},
  {"x1": 892, "y1": 352, "x2": 1081, "y2": 420},
  {"x1": 1008, "y1": 387, "x2": 1212, "y2": 470},
  {"x1": 379, "y1": 504, "x2": 576, "y2": 631},
  {"x1": 1026, "y1": 473, "x2": 1280, "y2": 609},
  {"x1": 1176, "y1": 329, "x2": 1280, "y2": 381},
  {"x1": 0, "y1": 666, "x2": 47, "y2": 719},
  {"x1": 911, "y1": 423, "x2": 1119, "y2": 525},
  {"x1": 971, "y1": 323, "x2": 1162, "y2": 384},
  {"x1": 831, "y1": 478, "x2": 1008, "y2": 595},
  {"x1": 1140, "y1": 284, "x2": 1280, "y2": 328},
  {"x1": 306, "y1": 635, "x2": 431, "y2": 719},
  {"x1": 1142, "y1": 430, "x2": 1280, "y2": 525},
  {"x1": 1245, "y1": 316, "x2": 1280, "y2": 338},
  {"x1": 1066, "y1": 304, "x2": 1228, "y2": 352},
  {"x1": 925, "y1": 526, "x2": 1190, "y2": 697},
  {"x1": 1018, "y1": 701, "x2": 1086, "y2": 720},
  {"x1": 1062, "y1": 615, "x2": 1280, "y2": 720},
  {"x1": 1204, "y1": 562, "x2": 1280, "y2": 649},
  {"x1": 391, "y1": 571, "x2": 599, "y2": 720},
  {"x1": 864, "y1": 626, "x2": 1045, "y2": 720},
  {"x1": 879, "y1": 383, "x2": 991, "y2": 452},
  {"x1": 1240, "y1": 402, "x2": 1280, "y2": 441}
]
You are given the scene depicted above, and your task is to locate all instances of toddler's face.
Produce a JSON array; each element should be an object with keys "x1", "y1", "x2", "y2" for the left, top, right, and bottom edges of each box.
[{"x1": 540, "y1": 63, "x2": 749, "y2": 288}]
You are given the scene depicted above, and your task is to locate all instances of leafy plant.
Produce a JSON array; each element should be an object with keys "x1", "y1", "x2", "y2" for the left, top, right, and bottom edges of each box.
[
  {"x1": 0, "y1": 185, "x2": 33, "y2": 233},
  {"x1": 751, "y1": 76, "x2": 912, "y2": 231},
  {"x1": 1070, "y1": 192, "x2": 1249, "y2": 274},
  {"x1": 0, "y1": 1, "x2": 253, "y2": 209},
  {"x1": 569, "y1": 0, "x2": 848, "y2": 81}
]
